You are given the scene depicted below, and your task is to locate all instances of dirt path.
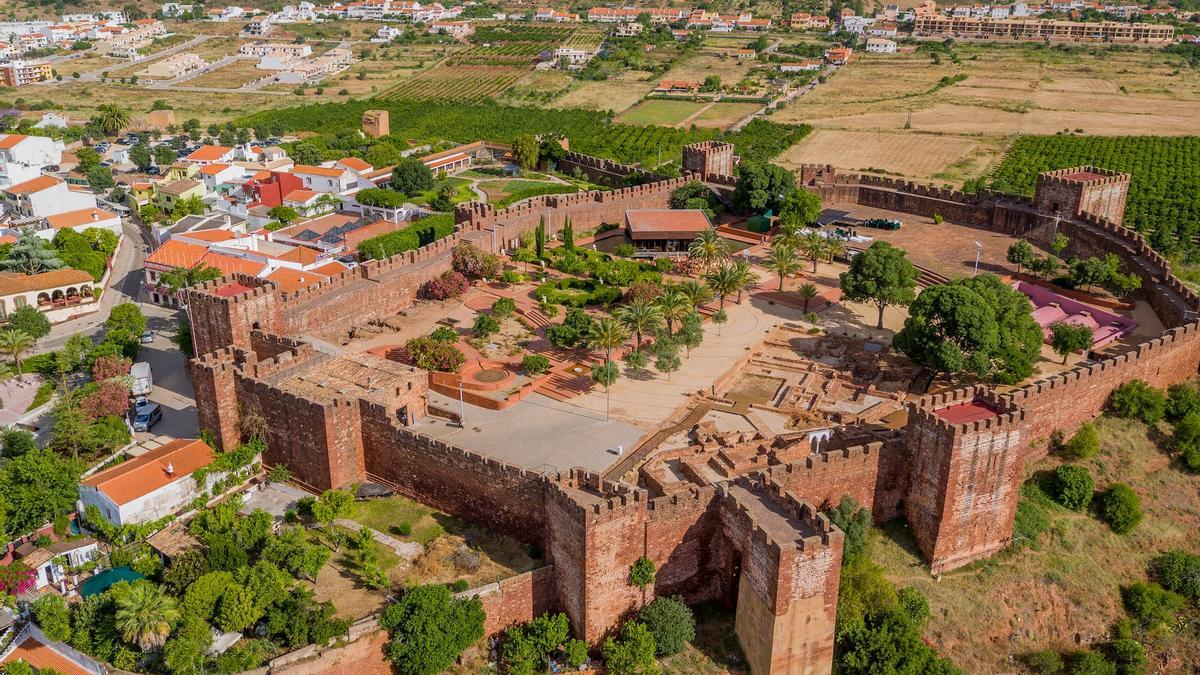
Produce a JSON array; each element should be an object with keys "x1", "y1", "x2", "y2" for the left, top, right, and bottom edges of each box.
[{"x1": 676, "y1": 101, "x2": 716, "y2": 128}]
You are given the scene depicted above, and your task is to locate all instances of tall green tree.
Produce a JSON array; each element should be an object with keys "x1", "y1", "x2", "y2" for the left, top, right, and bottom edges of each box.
[
  {"x1": 778, "y1": 187, "x2": 822, "y2": 229},
  {"x1": 390, "y1": 157, "x2": 434, "y2": 196},
  {"x1": 615, "y1": 299, "x2": 664, "y2": 348},
  {"x1": 839, "y1": 241, "x2": 918, "y2": 330},
  {"x1": 7, "y1": 306, "x2": 50, "y2": 341},
  {"x1": 655, "y1": 287, "x2": 692, "y2": 335},
  {"x1": 511, "y1": 134, "x2": 540, "y2": 172},
  {"x1": 379, "y1": 585, "x2": 485, "y2": 675},
  {"x1": 763, "y1": 240, "x2": 801, "y2": 291},
  {"x1": 2, "y1": 228, "x2": 65, "y2": 275},
  {"x1": 587, "y1": 317, "x2": 629, "y2": 420},
  {"x1": 705, "y1": 262, "x2": 742, "y2": 311},
  {"x1": 688, "y1": 228, "x2": 729, "y2": 273},
  {"x1": 0, "y1": 329, "x2": 33, "y2": 376},
  {"x1": 731, "y1": 162, "x2": 794, "y2": 214},
  {"x1": 894, "y1": 274, "x2": 1043, "y2": 383},
  {"x1": 159, "y1": 263, "x2": 222, "y2": 294},
  {"x1": 1050, "y1": 321, "x2": 1093, "y2": 364}
]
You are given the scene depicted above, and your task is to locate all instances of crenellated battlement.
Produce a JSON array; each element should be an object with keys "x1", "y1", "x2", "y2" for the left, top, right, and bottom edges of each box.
[{"x1": 1039, "y1": 165, "x2": 1129, "y2": 190}]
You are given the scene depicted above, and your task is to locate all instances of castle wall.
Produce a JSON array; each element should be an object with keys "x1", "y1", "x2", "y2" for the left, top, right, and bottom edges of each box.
[
  {"x1": 761, "y1": 438, "x2": 908, "y2": 522},
  {"x1": 464, "y1": 566, "x2": 560, "y2": 637},
  {"x1": 359, "y1": 404, "x2": 548, "y2": 543},
  {"x1": 644, "y1": 489, "x2": 724, "y2": 604},
  {"x1": 557, "y1": 151, "x2": 661, "y2": 187}
]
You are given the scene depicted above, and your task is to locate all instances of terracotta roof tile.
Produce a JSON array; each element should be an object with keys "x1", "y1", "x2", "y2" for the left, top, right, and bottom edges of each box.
[
  {"x1": 199, "y1": 252, "x2": 266, "y2": 277},
  {"x1": 337, "y1": 157, "x2": 372, "y2": 172},
  {"x1": 625, "y1": 209, "x2": 711, "y2": 239},
  {"x1": 186, "y1": 145, "x2": 233, "y2": 162},
  {"x1": 45, "y1": 208, "x2": 118, "y2": 230},
  {"x1": 5, "y1": 175, "x2": 61, "y2": 194},
  {"x1": 198, "y1": 163, "x2": 232, "y2": 176},
  {"x1": 144, "y1": 239, "x2": 209, "y2": 270},
  {"x1": 265, "y1": 267, "x2": 325, "y2": 292},
  {"x1": 311, "y1": 260, "x2": 349, "y2": 276},
  {"x1": 81, "y1": 438, "x2": 215, "y2": 506},
  {"x1": 0, "y1": 134, "x2": 29, "y2": 150},
  {"x1": 1, "y1": 637, "x2": 93, "y2": 675},
  {"x1": 0, "y1": 269, "x2": 93, "y2": 296},
  {"x1": 292, "y1": 164, "x2": 349, "y2": 178}
]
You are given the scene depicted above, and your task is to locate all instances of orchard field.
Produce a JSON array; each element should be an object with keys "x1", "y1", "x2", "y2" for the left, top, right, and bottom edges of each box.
[
  {"x1": 238, "y1": 100, "x2": 810, "y2": 171},
  {"x1": 988, "y1": 136, "x2": 1200, "y2": 255}
]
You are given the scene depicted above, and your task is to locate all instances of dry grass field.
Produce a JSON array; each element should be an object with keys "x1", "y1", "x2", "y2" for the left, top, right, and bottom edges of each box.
[
  {"x1": 771, "y1": 45, "x2": 1200, "y2": 182},
  {"x1": 875, "y1": 414, "x2": 1200, "y2": 673},
  {"x1": 185, "y1": 59, "x2": 266, "y2": 89},
  {"x1": 553, "y1": 72, "x2": 657, "y2": 113},
  {"x1": 691, "y1": 101, "x2": 761, "y2": 129},
  {"x1": 778, "y1": 129, "x2": 996, "y2": 180},
  {"x1": 661, "y1": 53, "x2": 759, "y2": 86}
]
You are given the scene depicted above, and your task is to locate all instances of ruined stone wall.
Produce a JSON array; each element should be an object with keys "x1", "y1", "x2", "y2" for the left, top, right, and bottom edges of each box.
[
  {"x1": 464, "y1": 566, "x2": 560, "y2": 637},
  {"x1": 760, "y1": 436, "x2": 908, "y2": 522}
]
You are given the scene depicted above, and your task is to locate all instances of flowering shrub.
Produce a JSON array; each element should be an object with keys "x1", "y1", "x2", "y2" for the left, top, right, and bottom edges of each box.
[
  {"x1": 420, "y1": 271, "x2": 470, "y2": 301},
  {"x1": 0, "y1": 563, "x2": 37, "y2": 595},
  {"x1": 81, "y1": 379, "x2": 132, "y2": 420},
  {"x1": 451, "y1": 243, "x2": 500, "y2": 280},
  {"x1": 395, "y1": 336, "x2": 466, "y2": 372},
  {"x1": 92, "y1": 355, "x2": 132, "y2": 382}
]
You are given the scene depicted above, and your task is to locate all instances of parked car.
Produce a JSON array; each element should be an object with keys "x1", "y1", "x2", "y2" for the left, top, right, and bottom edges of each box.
[
  {"x1": 44, "y1": 164, "x2": 60, "y2": 173},
  {"x1": 146, "y1": 166, "x2": 160, "y2": 175},
  {"x1": 140, "y1": 330, "x2": 154, "y2": 344},
  {"x1": 132, "y1": 402, "x2": 162, "y2": 432}
]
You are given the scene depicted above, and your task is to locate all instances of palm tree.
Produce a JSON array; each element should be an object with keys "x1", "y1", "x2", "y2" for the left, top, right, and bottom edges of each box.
[
  {"x1": 615, "y1": 299, "x2": 663, "y2": 349},
  {"x1": 825, "y1": 237, "x2": 847, "y2": 264},
  {"x1": 763, "y1": 241, "x2": 801, "y2": 291},
  {"x1": 797, "y1": 283, "x2": 820, "y2": 313},
  {"x1": 732, "y1": 260, "x2": 756, "y2": 303},
  {"x1": 0, "y1": 329, "x2": 33, "y2": 376},
  {"x1": 90, "y1": 105, "x2": 131, "y2": 137},
  {"x1": 688, "y1": 228, "x2": 729, "y2": 274},
  {"x1": 776, "y1": 221, "x2": 805, "y2": 247},
  {"x1": 705, "y1": 263, "x2": 741, "y2": 311},
  {"x1": 115, "y1": 581, "x2": 180, "y2": 652},
  {"x1": 656, "y1": 287, "x2": 692, "y2": 335},
  {"x1": 677, "y1": 279, "x2": 713, "y2": 309},
  {"x1": 798, "y1": 231, "x2": 828, "y2": 273},
  {"x1": 587, "y1": 317, "x2": 629, "y2": 421}
]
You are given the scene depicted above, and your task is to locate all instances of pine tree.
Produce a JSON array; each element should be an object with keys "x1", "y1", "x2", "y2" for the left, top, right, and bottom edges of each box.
[
  {"x1": 562, "y1": 217, "x2": 574, "y2": 251},
  {"x1": 2, "y1": 228, "x2": 65, "y2": 275}
]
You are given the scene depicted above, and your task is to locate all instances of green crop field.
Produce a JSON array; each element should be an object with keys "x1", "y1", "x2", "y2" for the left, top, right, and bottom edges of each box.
[
  {"x1": 617, "y1": 99, "x2": 708, "y2": 127},
  {"x1": 988, "y1": 135, "x2": 1200, "y2": 255}
]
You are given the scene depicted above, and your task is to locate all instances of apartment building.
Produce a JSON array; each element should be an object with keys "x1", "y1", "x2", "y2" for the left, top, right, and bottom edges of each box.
[{"x1": 913, "y1": 15, "x2": 1175, "y2": 42}]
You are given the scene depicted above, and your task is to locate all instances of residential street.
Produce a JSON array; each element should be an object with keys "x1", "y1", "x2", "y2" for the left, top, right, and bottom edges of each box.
[{"x1": 37, "y1": 215, "x2": 198, "y2": 441}]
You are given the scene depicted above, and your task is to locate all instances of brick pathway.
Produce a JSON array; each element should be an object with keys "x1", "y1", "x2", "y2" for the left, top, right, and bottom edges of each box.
[{"x1": 335, "y1": 519, "x2": 423, "y2": 560}]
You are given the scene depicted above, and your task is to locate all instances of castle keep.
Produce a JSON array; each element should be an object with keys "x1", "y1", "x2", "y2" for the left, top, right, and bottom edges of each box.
[{"x1": 187, "y1": 148, "x2": 1200, "y2": 673}]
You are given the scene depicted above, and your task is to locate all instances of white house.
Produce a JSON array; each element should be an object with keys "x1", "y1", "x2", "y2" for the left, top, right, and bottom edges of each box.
[
  {"x1": 0, "y1": 134, "x2": 64, "y2": 189},
  {"x1": 41, "y1": 207, "x2": 122, "y2": 240},
  {"x1": 13, "y1": 537, "x2": 100, "y2": 590},
  {"x1": 0, "y1": 268, "x2": 98, "y2": 324},
  {"x1": 77, "y1": 438, "x2": 231, "y2": 526},
  {"x1": 3, "y1": 176, "x2": 97, "y2": 220},
  {"x1": 0, "y1": 623, "x2": 107, "y2": 674},
  {"x1": 779, "y1": 60, "x2": 822, "y2": 72},
  {"x1": 197, "y1": 162, "x2": 248, "y2": 192},
  {"x1": 184, "y1": 144, "x2": 238, "y2": 166},
  {"x1": 292, "y1": 164, "x2": 355, "y2": 192},
  {"x1": 841, "y1": 15, "x2": 877, "y2": 32},
  {"x1": 865, "y1": 37, "x2": 898, "y2": 52}
]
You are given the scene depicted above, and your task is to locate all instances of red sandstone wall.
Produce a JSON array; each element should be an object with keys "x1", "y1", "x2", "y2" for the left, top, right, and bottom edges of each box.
[
  {"x1": 466, "y1": 566, "x2": 560, "y2": 637},
  {"x1": 359, "y1": 405, "x2": 547, "y2": 542},
  {"x1": 644, "y1": 490, "x2": 724, "y2": 604},
  {"x1": 270, "y1": 627, "x2": 393, "y2": 675},
  {"x1": 761, "y1": 438, "x2": 907, "y2": 522}
]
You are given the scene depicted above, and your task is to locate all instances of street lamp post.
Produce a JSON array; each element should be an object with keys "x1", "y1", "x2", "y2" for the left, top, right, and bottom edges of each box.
[{"x1": 973, "y1": 241, "x2": 982, "y2": 277}]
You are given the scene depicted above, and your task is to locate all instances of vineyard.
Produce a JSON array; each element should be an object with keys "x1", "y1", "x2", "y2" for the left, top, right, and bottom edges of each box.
[
  {"x1": 452, "y1": 22, "x2": 574, "y2": 67},
  {"x1": 471, "y1": 24, "x2": 574, "y2": 43},
  {"x1": 989, "y1": 135, "x2": 1200, "y2": 254},
  {"x1": 382, "y1": 65, "x2": 526, "y2": 103},
  {"x1": 238, "y1": 100, "x2": 811, "y2": 170}
]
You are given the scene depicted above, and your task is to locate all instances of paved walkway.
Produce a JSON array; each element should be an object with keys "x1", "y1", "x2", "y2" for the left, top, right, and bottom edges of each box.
[{"x1": 335, "y1": 519, "x2": 424, "y2": 560}]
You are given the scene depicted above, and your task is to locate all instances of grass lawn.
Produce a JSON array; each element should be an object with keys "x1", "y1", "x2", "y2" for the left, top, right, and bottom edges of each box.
[
  {"x1": 410, "y1": 177, "x2": 475, "y2": 207},
  {"x1": 617, "y1": 99, "x2": 708, "y2": 127},
  {"x1": 479, "y1": 178, "x2": 579, "y2": 207},
  {"x1": 350, "y1": 494, "x2": 445, "y2": 545}
]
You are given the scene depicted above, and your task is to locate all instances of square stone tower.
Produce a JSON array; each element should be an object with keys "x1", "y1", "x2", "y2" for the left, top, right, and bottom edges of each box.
[
  {"x1": 362, "y1": 109, "x2": 389, "y2": 138},
  {"x1": 1034, "y1": 166, "x2": 1130, "y2": 225},
  {"x1": 683, "y1": 141, "x2": 736, "y2": 180}
]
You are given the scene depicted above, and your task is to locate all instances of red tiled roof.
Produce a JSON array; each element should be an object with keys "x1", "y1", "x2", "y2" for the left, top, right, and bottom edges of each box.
[
  {"x1": 198, "y1": 163, "x2": 232, "y2": 176},
  {"x1": 293, "y1": 164, "x2": 349, "y2": 178},
  {"x1": 1, "y1": 637, "x2": 93, "y2": 675},
  {"x1": 625, "y1": 209, "x2": 712, "y2": 239},
  {"x1": 45, "y1": 208, "x2": 117, "y2": 230},
  {"x1": 283, "y1": 188, "x2": 319, "y2": 203},
  {"x1": 200, "y1": 252, "x2": 266, "y2": 277},
  {"x1": 337, "y1": 157, "x2": 372, "y2": 172},
  {"x1": 81, "y1": 438, "x2": 215, "y2": 506},
  {"x1": 0, "y1": 134, "x2": 28, "y2": 150},
  {"x1": 145, "y1": 239, "x2": 208, "y2": 270},
  {"x1": 265, "y1": 267, "x2": 325, "y2": 292},
  {"x1": 180, "y1": 230, "x2": 237, "y2": 243},
  {"x1": 311, "y1": 260, "x2": 349, "y2": 276},
  {"x1": 186, "y1": 145, "x2": 233, "y2": 162},
  {"x1": 0, "y1": 269, "x2": 93, "y2": 296},
  {"x1": 5, "y1": 175, "x2": 61, "y2": 194}
]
